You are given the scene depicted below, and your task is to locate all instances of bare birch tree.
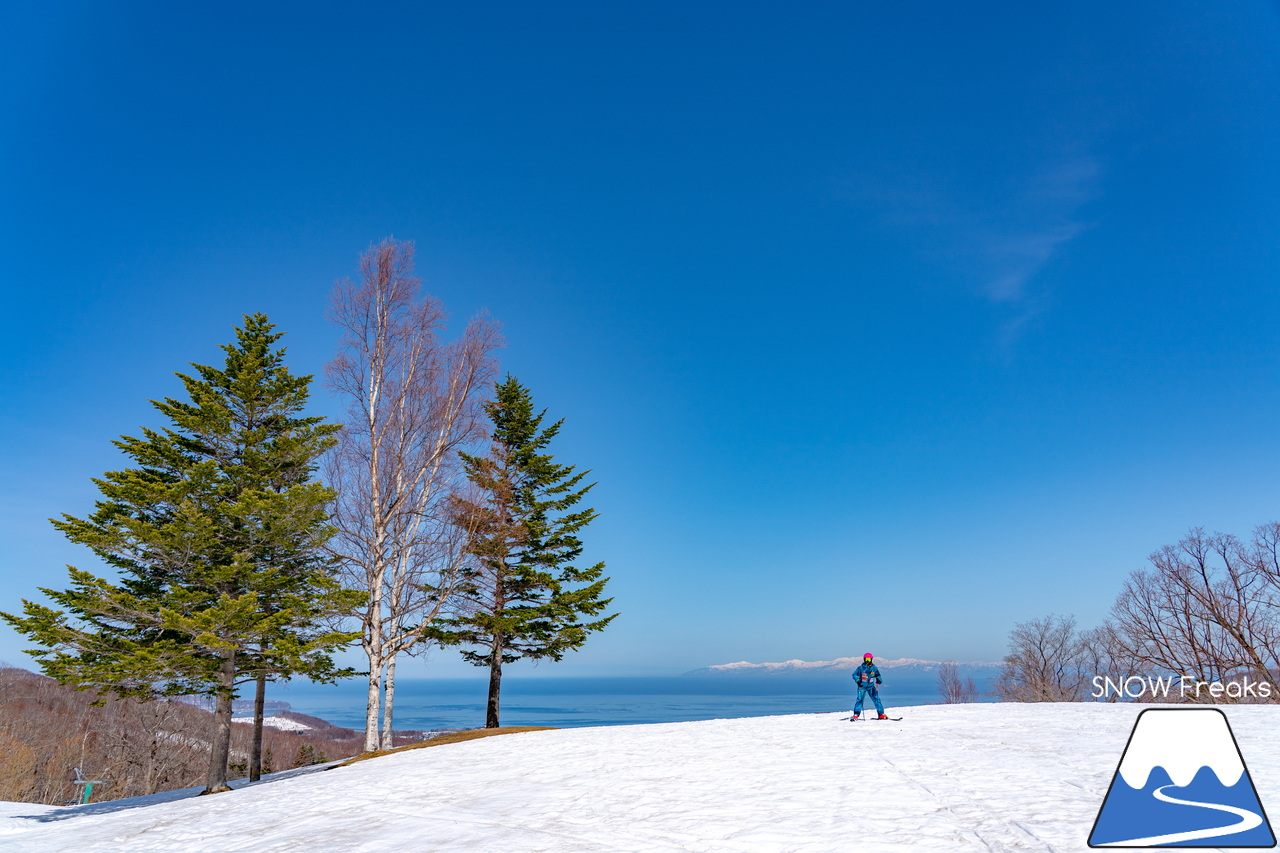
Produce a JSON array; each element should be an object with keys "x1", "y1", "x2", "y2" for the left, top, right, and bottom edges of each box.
[{"x1": 326, "y1": 238, "x2": 501, "y2": 751}]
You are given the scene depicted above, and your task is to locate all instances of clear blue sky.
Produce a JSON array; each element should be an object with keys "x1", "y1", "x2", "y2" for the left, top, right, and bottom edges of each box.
[{"x1": 3, "y1": 2, "x2": 1280, "y2": 677}]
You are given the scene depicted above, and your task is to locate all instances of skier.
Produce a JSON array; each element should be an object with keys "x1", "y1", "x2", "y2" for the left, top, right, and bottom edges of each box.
[{"x1": 851, "y1": 653, "x2": 887, "y2": 720}]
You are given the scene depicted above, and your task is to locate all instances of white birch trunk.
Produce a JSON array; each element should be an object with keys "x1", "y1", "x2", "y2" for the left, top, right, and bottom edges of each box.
[
  {"x1": 326, "y1": 239, "x2": 500, "y2": 753},
  {"x1": 381, "y1": 655, "x2": 397, "y2": 750}
]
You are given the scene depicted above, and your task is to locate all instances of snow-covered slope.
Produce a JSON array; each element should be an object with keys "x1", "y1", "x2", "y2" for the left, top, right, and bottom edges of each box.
[
  {"x1": 4, "y1": 704, "x2": 1279, "y2": 852},
  {"x1": 683, "y1": 656, "x2": 1000, "y2": 677}
]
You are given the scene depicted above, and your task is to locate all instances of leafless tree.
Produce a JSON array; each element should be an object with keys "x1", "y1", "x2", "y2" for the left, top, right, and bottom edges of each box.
[
  {"x1": 0, "y1": 667, "x2": 210, "y2": 803},
  {"x1": 0, "y1": 666, "x2": 364, "y2": 803},
  {"x1": 995, "y1": 614, "x2": 1093, "y2": 702},
  {"x1": 1074, "y1": 621, "x2": 1136, "y2": 703},
  {"x1": 937, "y1": 661, "x2": 979, "y2": 703},
  {"x1": 97, "y1": 694, "x2": 210, "y2": 796},
  {"x1": 1108, "y1": 526, "x2": 1280, "y2": 700},
  {"x1": 326, "y1": 237, "x2": 502, "y2": 751}
]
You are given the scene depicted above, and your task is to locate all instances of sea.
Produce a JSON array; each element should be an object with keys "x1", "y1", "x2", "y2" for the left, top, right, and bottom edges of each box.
[{"x1": 267, "y1": 674, "x2": 995, "y2": 731}]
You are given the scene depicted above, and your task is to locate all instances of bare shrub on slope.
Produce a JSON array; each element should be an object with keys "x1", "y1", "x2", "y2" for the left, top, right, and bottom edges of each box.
[
  {"x1": 994, "y1": 615, "x2": 1094, "y2": 701},
  {"x1": 0, "y1": 666, "x2": 210, "y2": 803},
  {"x1": 937, "y1": 661, "x2": 979, "y2": 703},
  {"x1": 0, "y1": 667, "x2": 363, "y2": 804}
]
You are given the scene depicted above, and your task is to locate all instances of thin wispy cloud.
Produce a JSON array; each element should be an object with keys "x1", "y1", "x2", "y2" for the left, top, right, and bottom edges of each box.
[
  {"x1": 845, "y1": 153, "x2": 1103, "y2": 307},
  {"x1": 981, "y1": 157, "x2": 1100, "y2": 302},
  {"x1": 982, "y1": 221, "x2": 1087, "y2": 302}
]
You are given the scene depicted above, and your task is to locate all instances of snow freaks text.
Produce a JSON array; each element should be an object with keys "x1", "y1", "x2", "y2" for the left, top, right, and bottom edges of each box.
[{"x1": 1091, "y1": 675, "x2": 1275, "y2": 701}]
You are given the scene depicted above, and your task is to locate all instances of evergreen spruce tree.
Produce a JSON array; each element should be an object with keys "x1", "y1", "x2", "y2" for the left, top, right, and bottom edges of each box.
[
  {"x1": 2, "y1": 314, "x2": 362, "y2": 793},
  {"x1": 433, "y1": 376, "x2": 616, "y2": 727}
]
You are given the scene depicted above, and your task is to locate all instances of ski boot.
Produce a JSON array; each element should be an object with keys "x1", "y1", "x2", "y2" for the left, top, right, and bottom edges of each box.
[
  {"x1": 850, "y1": 714, "x2": 860, "y2": 721},
  {"x1": 877, "y1": 713, "x2": 888, "y2": 720}
]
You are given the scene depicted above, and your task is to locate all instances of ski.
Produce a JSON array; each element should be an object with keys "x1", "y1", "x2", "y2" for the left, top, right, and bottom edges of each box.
[{"x1": 845, "y1": 716, "x2": 903, "y2": 721}]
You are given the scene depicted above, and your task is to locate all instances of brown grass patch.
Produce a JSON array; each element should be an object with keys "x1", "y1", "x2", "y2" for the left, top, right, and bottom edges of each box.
[{"x1": 333, "y1": 727, "x2": 558, "y2": 767}]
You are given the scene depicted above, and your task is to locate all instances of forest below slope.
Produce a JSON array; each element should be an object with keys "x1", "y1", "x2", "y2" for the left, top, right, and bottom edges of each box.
[{"x1": 0, "y1": 667, "x2": 424, "y2": 805}]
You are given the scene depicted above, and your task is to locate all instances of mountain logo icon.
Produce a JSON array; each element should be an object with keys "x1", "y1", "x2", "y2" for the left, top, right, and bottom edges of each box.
[{"x1": 1089, "y1": 707, "x2": 1276, "y2": 848}]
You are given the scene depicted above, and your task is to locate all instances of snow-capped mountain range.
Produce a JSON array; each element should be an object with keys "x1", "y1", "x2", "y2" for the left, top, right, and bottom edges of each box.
[{"x1": 682, "y1": 657, "x2": 1002, "y2": 677}]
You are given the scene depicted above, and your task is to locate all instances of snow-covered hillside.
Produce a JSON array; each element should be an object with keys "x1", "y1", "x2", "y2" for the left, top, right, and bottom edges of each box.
[
  {"x1": 683, "y1": 656, "x2": 1000, "y2": 677},
  {"x1": 4, "y1": 704, "x2": 1279, "y2": 852},
  {"x1": 232, "y1": 714, "x2": 312, "y2": 733}
]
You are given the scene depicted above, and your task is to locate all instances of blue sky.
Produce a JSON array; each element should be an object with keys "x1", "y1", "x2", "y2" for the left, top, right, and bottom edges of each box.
[{"x1": 3, "y1": 1, "x2": 1280, "y2": 677}]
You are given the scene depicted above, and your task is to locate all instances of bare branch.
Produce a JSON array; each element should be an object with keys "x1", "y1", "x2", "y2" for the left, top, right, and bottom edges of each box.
[{"x1": 324, "y1": 237, "x2": 502, "y2": 750}]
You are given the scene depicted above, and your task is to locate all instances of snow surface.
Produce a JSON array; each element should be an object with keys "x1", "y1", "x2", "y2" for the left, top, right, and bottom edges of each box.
[{"x1": 4, "y1": 703, "x2": 1280, "y2": 852}]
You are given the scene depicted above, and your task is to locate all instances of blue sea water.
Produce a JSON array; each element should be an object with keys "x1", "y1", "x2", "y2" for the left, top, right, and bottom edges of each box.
[{"x1": 268, "y1": 674, "x2": 989, "y2": 731}]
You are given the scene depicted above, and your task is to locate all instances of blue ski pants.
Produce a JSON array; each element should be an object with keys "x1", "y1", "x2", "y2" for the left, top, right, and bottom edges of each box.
[{"x1": 854, "y1": 684, "x2": 884, "y2": 717}]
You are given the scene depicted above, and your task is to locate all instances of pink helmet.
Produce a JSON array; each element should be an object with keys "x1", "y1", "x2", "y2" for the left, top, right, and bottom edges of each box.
[{"x1": 863, "y1": 653, "x2": 873, "y2": 659}]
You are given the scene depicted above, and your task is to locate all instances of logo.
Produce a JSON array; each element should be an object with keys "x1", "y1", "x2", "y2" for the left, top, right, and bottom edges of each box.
[{"x1": 1089, "y1": 708, "x2": 1275, "y2": 848}]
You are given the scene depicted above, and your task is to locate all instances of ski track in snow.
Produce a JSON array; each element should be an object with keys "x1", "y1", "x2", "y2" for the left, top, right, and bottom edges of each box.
[{"x1": 2, "y1": 704, "x2": 1278, "y2": 853}]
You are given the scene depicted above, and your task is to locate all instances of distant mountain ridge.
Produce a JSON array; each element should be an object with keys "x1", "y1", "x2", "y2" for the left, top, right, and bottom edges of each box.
[{"x1": 682, "y1": 657, "x2": 1002, "y2": 677}]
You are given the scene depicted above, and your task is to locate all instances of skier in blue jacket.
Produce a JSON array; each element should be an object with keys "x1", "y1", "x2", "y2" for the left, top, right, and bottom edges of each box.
[{"x1": 851, "y1": 653, "x2": 887, "y2": 720}]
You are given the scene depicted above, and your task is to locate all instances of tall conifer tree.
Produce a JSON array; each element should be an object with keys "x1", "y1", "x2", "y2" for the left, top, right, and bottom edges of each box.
[
  {"x1": 3, "y1": 315, "x2": 361, "y2": 793},
  {"x1": 433, "y1": 376, "x2": 616, "y2": 727}
]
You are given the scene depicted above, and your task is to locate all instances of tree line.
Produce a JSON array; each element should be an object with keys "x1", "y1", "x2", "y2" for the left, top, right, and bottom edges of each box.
[
  {"x1": 0, "y1": 666, "x2": 359, "y2": 804},
  {"x1": 995, "y1": 523, "x2": 1280, "y2": 703},
  {"x1": 2, "y1": 238, "x2": 617, "y2": 795}
]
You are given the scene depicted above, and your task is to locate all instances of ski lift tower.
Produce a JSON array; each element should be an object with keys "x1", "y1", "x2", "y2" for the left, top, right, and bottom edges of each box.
[{"x1": 71, "y1": 768, "x2": 106, "y2": 805}]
